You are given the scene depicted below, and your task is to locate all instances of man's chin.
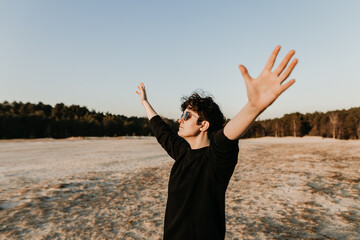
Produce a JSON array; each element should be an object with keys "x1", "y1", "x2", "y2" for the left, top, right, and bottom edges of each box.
[{"x1": 178, "y1": 130, "x2": 183, "y2": 137}]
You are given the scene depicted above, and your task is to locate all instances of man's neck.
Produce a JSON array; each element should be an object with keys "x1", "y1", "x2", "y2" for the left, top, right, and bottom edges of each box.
[{"x1": 185, "y1": 133, "x2": 210, "y2": 150}]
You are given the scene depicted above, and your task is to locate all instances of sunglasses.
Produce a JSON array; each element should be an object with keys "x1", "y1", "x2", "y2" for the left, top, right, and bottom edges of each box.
[{"x1": 180, "y1": 111, "x2": 202, "y2": 121}]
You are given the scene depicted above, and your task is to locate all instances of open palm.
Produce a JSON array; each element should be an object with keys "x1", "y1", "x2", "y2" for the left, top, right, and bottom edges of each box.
[
  {"x1": 136, "y1": 82, "x2": 148, "y2": 102},
  {"x1": 239, "y1": 46, "x2": 298, "y2": 113}
]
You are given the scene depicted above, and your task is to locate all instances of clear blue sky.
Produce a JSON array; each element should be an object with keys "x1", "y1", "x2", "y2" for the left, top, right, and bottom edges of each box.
[{"x1": 1, "y1": 0, "x2": 359, "y2": 120}]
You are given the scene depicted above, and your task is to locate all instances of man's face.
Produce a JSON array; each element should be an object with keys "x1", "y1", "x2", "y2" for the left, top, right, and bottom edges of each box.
[{"x1": 177, "y1": 108, "x2": 203, "y2": 138}]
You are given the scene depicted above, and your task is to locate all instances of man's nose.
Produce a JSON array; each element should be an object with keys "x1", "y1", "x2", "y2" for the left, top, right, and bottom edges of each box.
[{"x1": 178, "y1": 118, "x2": 184, "y2": 124}]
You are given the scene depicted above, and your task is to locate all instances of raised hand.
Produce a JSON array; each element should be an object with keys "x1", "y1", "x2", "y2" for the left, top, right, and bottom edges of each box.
[
  {"x1": 136, "y1": 82, "x2": 148, "y2": 103},
  {"x1": 136, "y1": 82, "x2": 157, "y2": 119},
  {"x1": 239, "y1": 45, "x2": 298, "y2": 113}
]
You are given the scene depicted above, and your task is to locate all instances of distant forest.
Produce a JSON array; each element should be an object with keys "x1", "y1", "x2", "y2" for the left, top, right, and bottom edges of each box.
[{"x1": 1, "y1": 101, "x2": 360, "y2": 140}]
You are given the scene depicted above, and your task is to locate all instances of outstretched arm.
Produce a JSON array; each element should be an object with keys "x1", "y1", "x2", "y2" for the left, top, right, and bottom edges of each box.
[
  {"x1": 136, "y1": 82, "x2": 158, "y2": 120},
  {"x1": 137, "y1": 83, "x2": 188, "y2": 160},
  {"x1": 224, "y1": 45, "x2": 298, "y2": 140}
]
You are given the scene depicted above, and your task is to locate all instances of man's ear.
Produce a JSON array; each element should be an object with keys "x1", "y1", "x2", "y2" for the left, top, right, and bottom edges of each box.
[{"x1": 200, "y1": 121, "x2": 210, "y2": 132}]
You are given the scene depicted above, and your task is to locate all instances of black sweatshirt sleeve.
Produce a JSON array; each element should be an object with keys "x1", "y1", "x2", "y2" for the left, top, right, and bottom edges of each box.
[
  {"x1": 149, "y1": 115, "x2": 189, "y2": 161},
  {"x1": 209, "y1": 128, "x2": 239, "y2": 180}
]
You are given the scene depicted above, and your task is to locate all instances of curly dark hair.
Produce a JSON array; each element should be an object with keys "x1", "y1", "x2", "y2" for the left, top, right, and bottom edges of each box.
[{"x1": 180, "y1": 90, "x2": 225, "y2": 138}]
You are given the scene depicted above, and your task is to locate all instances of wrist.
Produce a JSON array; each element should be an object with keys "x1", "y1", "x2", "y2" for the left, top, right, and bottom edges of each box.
[{"x1": 245, "y1": 102, "x2": 263, "y2": 116}]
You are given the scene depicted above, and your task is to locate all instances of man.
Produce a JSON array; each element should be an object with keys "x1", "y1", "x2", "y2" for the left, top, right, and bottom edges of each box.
[{"x1": 136, "y1": 45, "x2": 298, "y2": 239}]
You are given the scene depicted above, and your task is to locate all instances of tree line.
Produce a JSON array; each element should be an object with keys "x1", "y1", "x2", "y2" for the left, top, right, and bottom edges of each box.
[
  {"x1": 0, "y1": 101, "x2": 177, "y2": 139},
  {"x1": 243, "y1": 107, "x2": 360, "y2": 140},
  {"x1": 1, "y1": 101, "x2": 359, "y2": 139}
]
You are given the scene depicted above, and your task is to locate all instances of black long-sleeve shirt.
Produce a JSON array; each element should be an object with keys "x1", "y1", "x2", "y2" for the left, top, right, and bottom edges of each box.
[{"x1": 149, "y1": 115, "x2": 239, "y2": 240}]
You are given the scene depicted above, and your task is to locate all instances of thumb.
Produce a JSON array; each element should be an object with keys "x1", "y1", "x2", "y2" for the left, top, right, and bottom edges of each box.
[{"x1": 238, "y1": 65, "x2": 251, "y2": 82}]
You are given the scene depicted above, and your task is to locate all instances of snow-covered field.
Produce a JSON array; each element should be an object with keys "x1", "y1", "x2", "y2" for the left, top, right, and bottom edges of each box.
[{"x1": 0, "y1": 137, "x2": 359, "y2": 239}]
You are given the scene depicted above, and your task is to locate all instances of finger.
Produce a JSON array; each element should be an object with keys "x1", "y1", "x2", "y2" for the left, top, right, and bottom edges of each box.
[
  {"x1": 238, "y1": 65, "x2": 251, "y2": 82},
  {"x1": 137, "y1": 86, "x2": 142, "y2": 91},
  {"x1": 274, "y1": 50, "x2": 295, "y2": 75},
  {"x1": 264, "y1": 45, "x2": 281, "y2": 71},
  {"x1": 279, "y1": 79, "x2": 295, "y2": 94},
  {"x1": 136, "y1": 91, "x2": 141, "y2": 95},
  {"x1": 279, "y1": 58, "x2": 298, "y2": 83}
]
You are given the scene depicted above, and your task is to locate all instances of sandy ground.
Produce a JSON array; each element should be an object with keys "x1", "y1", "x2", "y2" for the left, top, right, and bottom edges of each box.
[{"x1": 0, "y1": 136, "x2": 359, "y2": 239}]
